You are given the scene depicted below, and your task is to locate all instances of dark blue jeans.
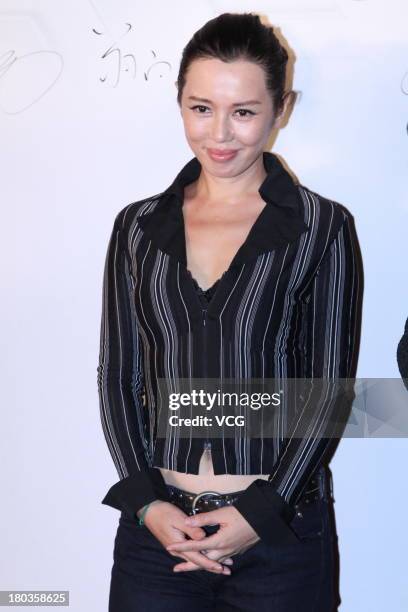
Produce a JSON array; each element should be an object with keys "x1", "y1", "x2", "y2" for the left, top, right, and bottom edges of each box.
[{"x1": 108, "y1": 495, "x2": 340, "y2": 611}]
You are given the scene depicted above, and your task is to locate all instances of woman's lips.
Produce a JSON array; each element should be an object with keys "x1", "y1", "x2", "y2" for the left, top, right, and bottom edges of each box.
[{"x1": 207, "y1": 148, "x2": 239, "y2": 161}]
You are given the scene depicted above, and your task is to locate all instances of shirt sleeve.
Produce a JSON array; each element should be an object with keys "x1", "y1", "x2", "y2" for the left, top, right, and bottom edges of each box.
[
  {"x1": 97, "y1": 212, "x2": 171, "y2": 521},
  {"x1": 233, "y1": 211, "x2": 362, "y2": 546}
]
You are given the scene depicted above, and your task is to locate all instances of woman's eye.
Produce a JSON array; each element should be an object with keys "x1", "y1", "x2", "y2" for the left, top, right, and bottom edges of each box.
[
  {"x1": 235, "y1": 109, "x2": 255, "y2": 117},
  {"x1": 189, "y1": 105, "x2": 256, "y2": 117},
  {"x1": 191, "y1": 105, "x2": 209, "y2": 113}
]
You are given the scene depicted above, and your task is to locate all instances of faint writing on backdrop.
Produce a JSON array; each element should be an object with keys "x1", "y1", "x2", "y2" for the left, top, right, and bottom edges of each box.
[
  {"x1": 0, "y1": 49, "x2": 63, "y2": 114},
  {"x1": 93, "y1": 22, "x2": 171, "y2": 87},
  {"x1": 0, "y1": 19, "x2": 172, "y2": 115}
]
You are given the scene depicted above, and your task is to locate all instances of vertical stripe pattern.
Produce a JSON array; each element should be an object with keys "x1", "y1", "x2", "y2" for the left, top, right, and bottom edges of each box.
[{"x1": 97, "y1": 168, "x2": 362, "y2": 512}]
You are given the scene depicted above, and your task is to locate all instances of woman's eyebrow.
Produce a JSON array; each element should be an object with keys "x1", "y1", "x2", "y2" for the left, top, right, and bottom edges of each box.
[{"x1": 187, "y1": 96, "x2": 262, "y2": 106}]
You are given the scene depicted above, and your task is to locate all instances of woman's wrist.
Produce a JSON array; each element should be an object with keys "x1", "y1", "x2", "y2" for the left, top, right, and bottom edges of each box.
[{"x1": 136, "y1": 499, "x2": 164, "y2": 522}]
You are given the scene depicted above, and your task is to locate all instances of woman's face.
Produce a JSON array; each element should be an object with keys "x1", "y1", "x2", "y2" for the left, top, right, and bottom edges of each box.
[{"x1": 179, "y1": 57, "x2": 286, "y2": 174}]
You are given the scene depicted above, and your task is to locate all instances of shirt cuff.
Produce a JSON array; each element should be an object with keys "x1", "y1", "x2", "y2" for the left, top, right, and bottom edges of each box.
[
  {"x1": 101, "y1": 467, "x2": 172, "y2": 520},
  {"x1": 233, "y1": 479, "x2": 300, "y2": 546}
]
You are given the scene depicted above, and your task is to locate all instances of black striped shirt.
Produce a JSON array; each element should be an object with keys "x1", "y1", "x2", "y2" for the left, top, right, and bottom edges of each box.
[{"x1": 97, "y1": 151, "x2": 362, "y2": 545}]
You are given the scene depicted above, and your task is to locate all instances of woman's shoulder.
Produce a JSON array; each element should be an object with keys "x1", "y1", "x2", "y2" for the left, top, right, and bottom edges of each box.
[
  {"x1": 296, "y1": 182, "x2": 356, "y2": 240},
  {"x1": 112, "y1": 191, "x2": 166, "y2": 231}
]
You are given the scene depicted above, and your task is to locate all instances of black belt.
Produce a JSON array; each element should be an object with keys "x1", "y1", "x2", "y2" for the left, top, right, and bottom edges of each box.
[{"x1": 167, "y1": 465, "x2": 333, "y2": 520}]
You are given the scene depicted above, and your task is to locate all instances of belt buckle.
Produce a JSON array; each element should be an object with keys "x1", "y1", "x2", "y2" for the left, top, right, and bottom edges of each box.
[{"x1": 191, "y1": 490, "x2": 222, "y2": 515}]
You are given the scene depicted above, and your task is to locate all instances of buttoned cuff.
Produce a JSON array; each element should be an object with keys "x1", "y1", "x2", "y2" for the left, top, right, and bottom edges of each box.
[
  {"x1": 233, "y1": 479, "x2": 300, "y2": 546},
  {"x1": 101, "y1": 467, "x2": 172, "y2": 520}
]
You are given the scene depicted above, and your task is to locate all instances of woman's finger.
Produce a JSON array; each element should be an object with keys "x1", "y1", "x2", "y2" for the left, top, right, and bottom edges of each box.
[
  {"x1": 203, "y1": 549, "x2": 234, "y2": 565},
  {"x1": 183, "y1": 526, "x2": 208, "y2": 540},
  {"x1": 174, "y1": 555, "x2": 232, "y2": 574},
  {"x1": 174, "y1": 560, "x2": 231, "y2": 574},
  {"x1": 175, "y1": 549, "x2": 233, "y2": 571},
  {"x1": 168, "y1": 548, "x2": 221, "y2": 572},
  {"x1": 175, "y1": 550, "x2": 229, "y2": 574},
  {"x1": 166, "y1": 534, "x2": 221, "y2": 553}
]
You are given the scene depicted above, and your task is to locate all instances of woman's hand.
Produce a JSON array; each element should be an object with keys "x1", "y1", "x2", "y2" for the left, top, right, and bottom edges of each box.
[
  {"x1": 139, "y1": 500, "x2": 234, "y2": 575},
  {"x1": 165, "y1": 505, "x2": 260, "y2": 572}
]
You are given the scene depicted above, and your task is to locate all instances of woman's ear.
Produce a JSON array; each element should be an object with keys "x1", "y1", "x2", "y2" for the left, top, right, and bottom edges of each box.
[{"x1": 272, "y1": 91, "x2": 293, "y2": 130}]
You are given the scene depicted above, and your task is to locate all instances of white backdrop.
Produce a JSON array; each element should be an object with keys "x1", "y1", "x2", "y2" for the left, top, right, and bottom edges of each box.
[{"x1": 1, "y1": 0, "x2": 407, "y2": 610}]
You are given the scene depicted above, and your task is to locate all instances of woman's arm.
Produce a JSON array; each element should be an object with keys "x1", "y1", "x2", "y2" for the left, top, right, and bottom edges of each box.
[
  {"x1": 233, "y1": 210, "x2": 363, "y2": 546},
  {"x1": 97, "y1": 210, "x2": 170, "y2": 520}
]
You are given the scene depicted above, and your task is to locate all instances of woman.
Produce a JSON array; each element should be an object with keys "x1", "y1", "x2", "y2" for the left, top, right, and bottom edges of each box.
[{"x1": 97, "y1": 12, "x2": 362, "y2": 611}]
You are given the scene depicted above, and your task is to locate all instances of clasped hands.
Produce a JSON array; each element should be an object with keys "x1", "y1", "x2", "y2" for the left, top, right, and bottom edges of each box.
[{"x1": 142, "y1": 501, "x2": 260, "y2": 575}]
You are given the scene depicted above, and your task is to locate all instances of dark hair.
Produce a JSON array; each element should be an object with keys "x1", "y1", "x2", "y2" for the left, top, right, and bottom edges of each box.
[{"x1": 176, "y1": 12, "x2": 291, "y2": 114}]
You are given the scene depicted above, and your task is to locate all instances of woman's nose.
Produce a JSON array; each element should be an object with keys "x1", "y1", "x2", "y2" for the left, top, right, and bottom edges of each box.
[{"x1": 209, "y1": 116, "x2": 233, "y2": 141}]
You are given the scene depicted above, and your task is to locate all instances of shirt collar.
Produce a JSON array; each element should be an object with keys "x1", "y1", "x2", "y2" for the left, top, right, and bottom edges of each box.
[{"x1": 136, "y1": 151, "x2": 309, "y2": 267}]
